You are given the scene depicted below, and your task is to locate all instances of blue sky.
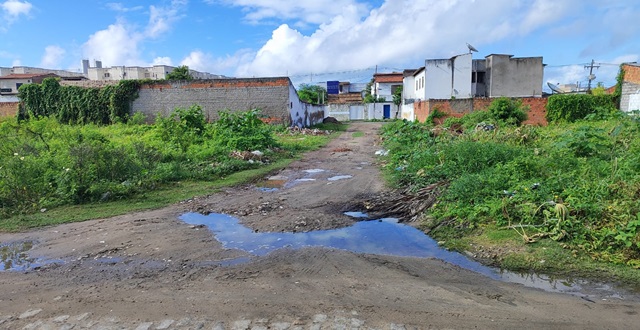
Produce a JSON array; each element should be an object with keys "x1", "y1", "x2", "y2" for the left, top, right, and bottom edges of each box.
[{"x1": 1, "y1": 0, "x2": 638, "y2": 90}]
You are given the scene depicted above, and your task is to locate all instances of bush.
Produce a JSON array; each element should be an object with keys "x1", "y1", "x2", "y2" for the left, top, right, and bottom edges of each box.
[
  {"x1": 486, "y1": 97, "x2": 528, "y2": 126},
  {"x1": 546, "y1": 94, "x2": 617, "y2": 123}
]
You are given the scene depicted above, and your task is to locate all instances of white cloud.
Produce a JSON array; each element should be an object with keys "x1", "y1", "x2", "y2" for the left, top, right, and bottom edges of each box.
[
  {"x1": 39, "y1": 45, "x2": 66, "y2": 68},
  {"x1": 82, "y1": 0, "x2": 186, "y2": 67},
  {"x1": 544, "y1": 54, "x2": 640, "y2": 89},
  {"x1": 1, "y1": 0, "x2": 32, "y2": 31},
  {"x1": 106, "y1": 2, "x2": 143, "y2": 12},
  {"x1": 212, "y1": 0, "x2": 369, "y2": 26},
  {"x1": 236, "y1": 0, "x2": 568, "y2": 77},
  {"x1": 152, "y1": 56, "x2": 173, "y2": 66},
  {"x1": 82, "y1": 20, "x2": 143, "y2": 66},
  {"x1": 180, "y1": 49, "x2": 254, "y2": 74},
  {"x1": 145, "y1": 0, "x2": 185, "y2": 38}
]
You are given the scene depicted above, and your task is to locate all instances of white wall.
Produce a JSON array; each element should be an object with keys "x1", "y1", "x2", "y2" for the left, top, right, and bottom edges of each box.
[
  {"x1": 403, "y1": 75, "x2": 416, "y2": 101},
  {"x1": 289, "y1": 84, "x2": 324, "y2": 127},
  {"x1": 401, "y1": 103, "x2": 415, "y2": 121},
  {"x1": 424, "y1": 58, "x2": 453, "y2": 99},
  {"x1": 452, "y1": 53, "x2": 472, "y2": 98}
]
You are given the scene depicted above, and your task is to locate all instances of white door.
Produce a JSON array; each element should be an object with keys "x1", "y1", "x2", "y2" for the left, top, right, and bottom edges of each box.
[{"x1": 349, "y1": 105, "x2": 364, "y2": 120}]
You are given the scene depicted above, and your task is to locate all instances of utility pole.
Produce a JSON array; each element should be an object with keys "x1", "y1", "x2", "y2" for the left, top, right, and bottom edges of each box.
[{"x1": 585, "y1": 59, "x2": 600, "y2": 93}]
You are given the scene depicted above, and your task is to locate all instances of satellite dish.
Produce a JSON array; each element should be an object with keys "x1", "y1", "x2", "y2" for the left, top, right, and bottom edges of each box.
[
  {"x1": 466, "y1": 43, "x2": 478, "y2": 53},
  {"x1": 547, "y1": 82, "x2": 565, "y2": 94}
]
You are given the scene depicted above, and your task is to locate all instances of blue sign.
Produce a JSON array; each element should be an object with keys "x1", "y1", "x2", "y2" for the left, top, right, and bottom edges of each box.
[{"x1": 327, "y1": 81, "x2": 339, "y2": 95}]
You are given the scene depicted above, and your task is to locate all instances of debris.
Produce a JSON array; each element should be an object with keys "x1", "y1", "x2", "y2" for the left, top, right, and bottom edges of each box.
[
  {"x1": 323, "y1": 116, "x2": 341, "y2": 124},
  {"x1": 375, "y1": 149, "x2": 389, "y2": 156}
]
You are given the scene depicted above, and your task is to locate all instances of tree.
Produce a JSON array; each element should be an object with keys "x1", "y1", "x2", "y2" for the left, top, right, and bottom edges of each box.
[
  {"x1": 362, "y1": 78, "x2": 385, "y2": 103},
  {"x1": 166, "y1": 65, "x2": 194, "y2": 80},
  {"x1": 392, "y1": 86, "x2": 403, "y2": 118},
  {"x1": 297, "y1": 84, "x2": 327, "y2": 105}
]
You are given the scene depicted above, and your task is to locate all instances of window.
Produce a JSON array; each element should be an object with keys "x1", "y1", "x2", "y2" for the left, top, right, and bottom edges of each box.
[
  {"x1": 16, "y1": 83, "x2": 22, "y2": 90},
  {"x1": 104, "y1": 73, "x2": 110, "y2": 78},
  {"x1": 145, "y1": 73, "x2": 150, "y2": 78},
  {"x1": 0, "y1": 88, "x2": 12, "y2": 93},
  {"x1": 472, "y1": 72, "x2": 485, "y2": 84}
]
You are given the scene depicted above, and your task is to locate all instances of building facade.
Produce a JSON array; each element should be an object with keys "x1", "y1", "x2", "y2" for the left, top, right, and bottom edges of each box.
[{"x1": 621, "y1": 63, "x2": 640, "y2": 112}]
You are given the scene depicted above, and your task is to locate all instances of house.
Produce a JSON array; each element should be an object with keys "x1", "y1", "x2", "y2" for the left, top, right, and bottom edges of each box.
[
  {"x1": 405, "y1": 53, "x2": 473, "y2": 101},
  {"x1": 0, "y1": 73, "x2": 59, "y2": 95},
  {"x1": 473, "y1": 54, "x2": 544, "y2": 97},
  {"x1": 82, "y1": 60, "x2": 225, "y2": 81},
  {"x1": 620, "y1": 63, "x2": 640, "y2": 112},
  {"x1": 372, "y1": 72, "x2": 403, "y2": 102}
]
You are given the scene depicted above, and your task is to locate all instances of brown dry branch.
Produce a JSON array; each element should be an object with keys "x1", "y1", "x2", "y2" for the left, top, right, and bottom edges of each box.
[{"x1": 367, "y1": 181, "x2": 449, "y2": 222}]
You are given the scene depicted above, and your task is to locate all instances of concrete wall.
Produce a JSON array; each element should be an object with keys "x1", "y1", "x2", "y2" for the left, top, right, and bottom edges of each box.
[
  {"x1": 401, "y1": 102, "x2": 415, "y2": 121},
  {"x1": 414, "y1": 97, "x2": 549, "y2": 126},
  {"x1": 424, "y1": 58, "x2": 452, "y2": 99},
  {"x1": 0, "y1": 101, "x2": 18, "y2": 118},
  {"x1": 289, "y1": 84, "x2": 324, "y2": 127},
  {"x1": 452, "y1": 54, "x2": 472, "y2": 98},
  {"x1": 131, "y1": 77, "x2": 297, "y2": 125},
  {"x1": 486, "y1": 55, "x2": 543, "y2": 97},
  {"x1": 325, "y1": 102, "x2": 393, "y2": 121}
]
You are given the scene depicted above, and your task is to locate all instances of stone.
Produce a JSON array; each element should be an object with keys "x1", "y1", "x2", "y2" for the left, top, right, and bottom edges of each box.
[
  {"x1": 134, "y1": 322, "x2": 153, "y2": 330},
  {"x1": 18, "y1": 309, "x2": 42, "y2": 319},
  {"x1": 156, "y1": 319, "x2": 175, "y2": 329},
  {"x1": 53, "y1": 315, "x2": 70, "y2": 323},
  {"x1": 232, "y1": 319, "x2": 251, "y2": 330}
]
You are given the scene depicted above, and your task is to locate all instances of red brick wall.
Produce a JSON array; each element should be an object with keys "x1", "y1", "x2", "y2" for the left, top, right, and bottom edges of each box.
[
  {"x1": 0, "y1": 102, "x2": 18, "y2": 118},
  {"x1": 623, "y1": 64, "x2": 640, "y2": 84},
  {"x1": 415, "y1": 97, "x2": 548, "y2": 126},
  {"x1": 139, "y1": 78, "x2": 291, "y2": 90}
]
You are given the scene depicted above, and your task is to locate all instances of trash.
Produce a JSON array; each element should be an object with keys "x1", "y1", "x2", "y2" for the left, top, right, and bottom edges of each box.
[
  {"x1": 375, "y1": 149, "x2": 389, "y2": 156},
  {"x1": 475, "y1": 122, "x2": 496, "y2": 131},
  {"x1": 251, "y1": 150, "x2": 264, "y2": 157}
]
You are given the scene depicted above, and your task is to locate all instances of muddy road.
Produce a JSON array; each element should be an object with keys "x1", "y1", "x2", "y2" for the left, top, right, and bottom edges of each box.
[{"x1": 1, "y1": 122, "x2": 639, "y2": 329}]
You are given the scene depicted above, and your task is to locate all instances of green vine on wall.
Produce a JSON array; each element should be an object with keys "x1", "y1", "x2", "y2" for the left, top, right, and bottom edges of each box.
[{"x1": 18, "y1": 78, "x2": 141, "y2": 124}]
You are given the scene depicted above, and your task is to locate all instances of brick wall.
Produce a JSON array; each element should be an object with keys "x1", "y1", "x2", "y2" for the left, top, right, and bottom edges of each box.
[
  {"x1": 414, "y1": 97, "x2": 549, "y2": 126},
  {"x1": 621, "y1": 64, "x2": 640, "y2": 112},
  {"x1": 0, "y1": 102, "x2": 18, "y2": 118},
  {"x1": 623, "y1": 64, "x2": 640, "y2": 84},
  {"x1": 132, "y1": 78, "x2": 292, "y2": 124}
]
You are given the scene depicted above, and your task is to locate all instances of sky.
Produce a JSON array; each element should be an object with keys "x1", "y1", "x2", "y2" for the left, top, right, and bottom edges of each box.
[{"x1": 1, "y1": 0, "x2": 639, "y2": 91}]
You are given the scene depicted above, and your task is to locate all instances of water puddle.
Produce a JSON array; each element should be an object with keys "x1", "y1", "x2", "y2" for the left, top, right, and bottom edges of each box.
[
  {"x1": 0, "y1": 241, "x2": 50, "y2": 271},
  {"x1": 327, "y1": 175, "x2": 353, "y2": 181},
  {"x1": 303, "y1": 169, "x2": 325, "y2": 174},
  {"x1": 295, "y1": 178, "x2": 316, "y2": 182},
  {"x1": 180, "y1": 212, "x2": 639, "y2": 301}
]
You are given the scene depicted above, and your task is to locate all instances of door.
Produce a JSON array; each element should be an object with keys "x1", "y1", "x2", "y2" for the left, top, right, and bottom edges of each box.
[
  {"x1": 383, "y1": 104, "x2": 391, "y2": 119},
  {"x1": 349, "y1": 105, "x2": 364, "y2": 120}
]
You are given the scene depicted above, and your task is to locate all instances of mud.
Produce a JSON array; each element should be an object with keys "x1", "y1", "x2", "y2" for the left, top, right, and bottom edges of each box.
[{"x1": 1, "y1": 122, "x2": 639, "y2": 329}]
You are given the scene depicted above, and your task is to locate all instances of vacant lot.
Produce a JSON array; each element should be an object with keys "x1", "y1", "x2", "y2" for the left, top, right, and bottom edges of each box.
[{"x1": 1, "y1": 122, "x2": 639, "y2": 329}]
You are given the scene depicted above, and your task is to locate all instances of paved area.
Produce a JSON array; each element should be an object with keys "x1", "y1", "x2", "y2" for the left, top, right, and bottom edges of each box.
[{"x1": 2, "y1": 309, "x2": 417, "y2": 330}]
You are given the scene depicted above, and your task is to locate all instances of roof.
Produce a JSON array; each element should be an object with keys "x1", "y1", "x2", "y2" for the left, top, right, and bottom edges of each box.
[
  {"x1": 0, "y1": 73, "x2": 58, "y2": 79},
  {"x1": 373, "y1": 72, "x2": 403, "y2": 83}
]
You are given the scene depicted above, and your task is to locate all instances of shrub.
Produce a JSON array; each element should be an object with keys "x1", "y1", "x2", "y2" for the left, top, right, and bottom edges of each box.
[
  {"x1": 486, "y1": 97, "x2": 528, "y2": 126},
  {"x1": 546, "y1": 94, "x2": 617, "y2": 123}
]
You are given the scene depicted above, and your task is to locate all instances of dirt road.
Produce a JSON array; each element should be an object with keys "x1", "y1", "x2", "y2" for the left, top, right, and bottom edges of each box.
[{"x1": 1, "y1": 122, "x2": 639, "y2": 329}]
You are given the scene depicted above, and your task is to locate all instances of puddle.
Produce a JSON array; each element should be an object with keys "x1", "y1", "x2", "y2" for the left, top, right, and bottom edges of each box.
[
  {"x1": 257, "y1": 187, "x2": 279, "y2": 192},
  {"x1": 0, "y1": 241, "x2": 52, "y2": 271},
  {"x1": 303, "y1": 169, "x2": 325, "y2": 174},
  {"x1": 327, "y1": 175, "x2": 353, "y2": 181},
  {"x1": 180, "y1": 212, "x2": 640, "y2": 301},
  {"x1": 344, "y1": 211, "x2": 369, "y2": 218},
  {"x1": 295, "y1": 178, "x2": 316, "y2": 182}
]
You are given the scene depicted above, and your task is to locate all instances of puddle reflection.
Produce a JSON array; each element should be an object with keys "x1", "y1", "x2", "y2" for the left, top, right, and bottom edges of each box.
[{"x1": 180, "y1": 212, "x2": 640, "y2": 300}]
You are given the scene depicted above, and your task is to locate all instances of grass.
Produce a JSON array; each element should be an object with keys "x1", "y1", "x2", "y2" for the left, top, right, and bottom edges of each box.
[
  {"x1": 442, "y1": 224, "x2": 640, "y2": 286},
  {"x1": 352, "y1": 131, "x2": 365, "y2": 138},
  {"x1": 1, "y1": 128, "x2": 343, "y2": 232}
]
